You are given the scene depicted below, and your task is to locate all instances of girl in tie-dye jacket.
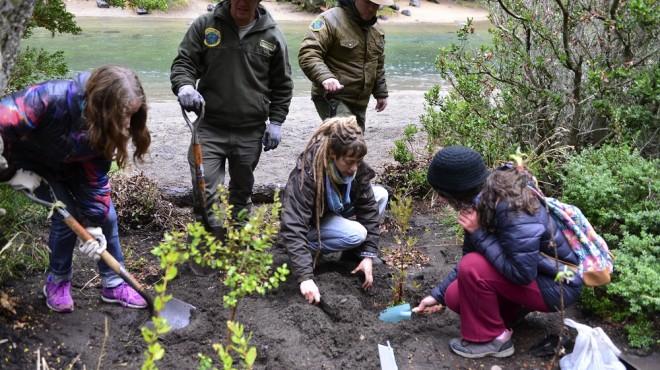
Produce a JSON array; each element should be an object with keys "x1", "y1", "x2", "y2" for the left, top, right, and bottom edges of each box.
[{"x1": 0, "y1": 65, "x2": 152, "y2": 313}]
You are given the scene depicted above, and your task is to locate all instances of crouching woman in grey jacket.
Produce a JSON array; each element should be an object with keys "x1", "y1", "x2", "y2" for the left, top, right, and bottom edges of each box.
[{"x1": 278, "y1": 116, "x2": 388, "y2": 304}]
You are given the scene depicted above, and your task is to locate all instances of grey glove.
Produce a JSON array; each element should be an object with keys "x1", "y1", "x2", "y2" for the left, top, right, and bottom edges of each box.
[
  {"x1": 7, "y1": 169, "x2": 42, "y2": 193},
  {"x1": 177, "y1": 85, "x2": 205, "y2": 113},
  {"x1": 76, "y1": 227, "x2": 107, "y2": 261},
  {"x1": 262, "y1": 121, "x2": 282, "y2": 152},
  {"x1": 0, "y1": 136, "x2": 7, "y2": 171}
]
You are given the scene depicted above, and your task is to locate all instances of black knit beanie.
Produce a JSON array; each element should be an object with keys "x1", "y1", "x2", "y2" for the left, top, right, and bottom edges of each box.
[{"x1": 427, "y1": 146, "x2": 489, "y2": 194}]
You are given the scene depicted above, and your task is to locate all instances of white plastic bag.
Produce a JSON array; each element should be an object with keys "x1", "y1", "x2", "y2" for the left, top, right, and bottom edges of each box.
[{"x1": 560, "y1": 318, "x2": 625, "y2": 370}]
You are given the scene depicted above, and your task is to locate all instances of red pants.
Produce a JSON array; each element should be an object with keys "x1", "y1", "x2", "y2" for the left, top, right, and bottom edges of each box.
[{"x1": 444, "y1": 253, "x2": 549, "y2": 342}]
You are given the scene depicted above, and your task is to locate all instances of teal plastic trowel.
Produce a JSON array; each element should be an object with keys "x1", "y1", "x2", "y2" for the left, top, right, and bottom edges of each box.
[{"x1": 379, "y1": 303, "x2": 413, "y2": 323}]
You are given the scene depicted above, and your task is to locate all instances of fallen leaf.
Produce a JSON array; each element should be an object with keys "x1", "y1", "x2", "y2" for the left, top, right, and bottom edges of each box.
[{"x1": 0, "y1": 291, "x2": 17, "y2": 315}]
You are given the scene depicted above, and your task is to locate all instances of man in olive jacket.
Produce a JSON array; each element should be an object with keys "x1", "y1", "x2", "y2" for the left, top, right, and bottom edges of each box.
[
  {"x1": 298, "y1": 0, "x2": 391, "y2": 131},
  {"x1": 171, "y1": 0, "x2": 293, "y2": 230}
]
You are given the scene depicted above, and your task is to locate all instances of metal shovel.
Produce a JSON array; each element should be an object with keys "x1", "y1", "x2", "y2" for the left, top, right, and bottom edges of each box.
[
  {"x1": 20, "y1": 184, "x2": 195, "y2": 330},
  {"x1": 379, "y1": 303, "x2": 413, "y2": 323}
]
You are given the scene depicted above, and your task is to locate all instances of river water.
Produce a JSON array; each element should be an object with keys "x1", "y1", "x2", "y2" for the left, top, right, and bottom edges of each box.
[{"x1": 24, "y1": 17, "x2": 489, "y2": 101}]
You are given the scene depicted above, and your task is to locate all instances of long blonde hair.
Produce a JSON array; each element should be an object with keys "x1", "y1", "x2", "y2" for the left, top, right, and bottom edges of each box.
[
  {"x1": 300, "y1": 116, "x2": 366, "y2": 240},
  {"x1": 84, "y1": 65, "x2": 150, "y2": 168}
]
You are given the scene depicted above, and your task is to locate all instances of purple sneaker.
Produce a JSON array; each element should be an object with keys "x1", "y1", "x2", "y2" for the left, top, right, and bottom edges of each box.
[
  {"x1": 43, "y1": 279, "x2": 74, "y2": 313},
  {"x1": 101, "y1": 282, "x2": 147, "y2": 309}
]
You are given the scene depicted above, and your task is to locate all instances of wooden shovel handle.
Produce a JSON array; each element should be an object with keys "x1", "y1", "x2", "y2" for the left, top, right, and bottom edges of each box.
[
  {"x1": 192, "y1": 143, "x2": 206, "y2": 196},
  {"x1": 61, "y1": 213, "x2": 154, "y2": 312}
]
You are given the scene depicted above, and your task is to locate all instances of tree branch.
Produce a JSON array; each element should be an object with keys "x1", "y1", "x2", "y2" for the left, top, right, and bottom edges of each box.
[{"x1": 554, "y1": 0, "x2": 575, "y2": 70}]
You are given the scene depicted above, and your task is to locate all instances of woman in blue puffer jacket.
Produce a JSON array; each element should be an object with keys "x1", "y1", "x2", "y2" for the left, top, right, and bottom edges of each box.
[
  {"x1": 0, "y1": 65, "x2": 151, "y2": 313},
  {"x1": 413, "y1": 146, "x2": 582, "y2": 359}
]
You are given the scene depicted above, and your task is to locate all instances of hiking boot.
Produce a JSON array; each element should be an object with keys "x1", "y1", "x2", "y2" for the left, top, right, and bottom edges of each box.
[
  {"x1": 43, "y1": 279, "x2": 74, "y2": 313},
  {"x1": 449, "y1": 336, "x2": 515, "y2": 358},
  {"x1": 101, "y1": 282, "x2": 147, "y2": 309}
]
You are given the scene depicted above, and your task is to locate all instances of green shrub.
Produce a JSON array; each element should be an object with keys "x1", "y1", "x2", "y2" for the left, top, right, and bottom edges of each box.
[
  {"x1": 392, "y1": 124, "x2": 418, "y2": 165},
  {"x1": 561, "y1": 145, "x2": 659, "y2": 236},
  {"x1": 561, "y1": 145, "x2": 659, "y2": 349},
  {"x1": 0, "y1": 186, "x2": 49, "y2": 284}
]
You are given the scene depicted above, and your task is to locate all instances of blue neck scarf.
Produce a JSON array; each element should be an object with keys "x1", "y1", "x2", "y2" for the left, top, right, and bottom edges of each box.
[{"x1": 325, "y1": 161, "x2": 355, "y2": 216}]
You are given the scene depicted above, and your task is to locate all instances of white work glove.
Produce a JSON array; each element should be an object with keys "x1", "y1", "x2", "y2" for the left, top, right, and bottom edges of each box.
[
  {"x1": 6, "y1": 169, "x2": 42, "y2": 192},
  {"x1": 321, "y1": 78, "x2": 344, "y2": 93},
  {"x1": 300, "y1": 279, "x2": 321, "y2": 304},
  {"x1": 76, "y1": 227, "x2": 107, "y2": 261}
]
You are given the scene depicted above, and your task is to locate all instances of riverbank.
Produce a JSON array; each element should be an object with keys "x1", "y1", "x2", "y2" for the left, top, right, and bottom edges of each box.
[
  {"x1": 64, "y1": 0, "x2": 488, "y2": 24},
  {"x1": 58, "y1": 0, "x2": 481, "y2": 191},
  {"x1": 135, "y1": 90, "x2": 431, "y2": 196}
]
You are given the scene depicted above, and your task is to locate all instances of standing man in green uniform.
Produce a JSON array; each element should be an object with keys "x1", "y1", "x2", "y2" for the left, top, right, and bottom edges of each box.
[
  {"x1": 171, "y1": 0, "x2": 293, "y2": 232},
  {"x1": 298, "y1": 0, "x2": 391, "y2": 132}
]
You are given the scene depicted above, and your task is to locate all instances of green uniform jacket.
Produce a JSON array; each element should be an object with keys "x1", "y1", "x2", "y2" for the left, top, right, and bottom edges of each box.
[
  {"x1": 171, "y1": 1, "x2": 293, "y2": 127},
  {"x1": 279, "y1": 144, "x2": 381, "y2": 282},
  {"x1": 298, "y1": 5, "x2": 388, "y2": 107}
]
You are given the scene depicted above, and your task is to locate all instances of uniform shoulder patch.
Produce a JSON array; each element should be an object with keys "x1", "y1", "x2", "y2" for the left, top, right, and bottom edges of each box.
[
  {"x1": 259, "y1": 39, "x2": 276, "y2": 52},
  {"x1": 204, "y1": 27, "x2": 221, "y2": 47},
  {"x1": 309, "y1": 18, "x2": 325, "y2": 32}
]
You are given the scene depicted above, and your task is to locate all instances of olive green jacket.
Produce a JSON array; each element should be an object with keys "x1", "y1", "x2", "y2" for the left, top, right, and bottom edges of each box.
[
  {"x1": 171, "y1": 1, "x2": 293, "y2": 128},
  {"x1": 298, "y1": 4, "x2": 388, "y2": 107}
]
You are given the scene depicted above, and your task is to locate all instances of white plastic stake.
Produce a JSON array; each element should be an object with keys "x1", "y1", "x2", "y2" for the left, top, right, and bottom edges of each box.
[{"x1": 378, "y1": 341, "x2": 399, "y2": 370}]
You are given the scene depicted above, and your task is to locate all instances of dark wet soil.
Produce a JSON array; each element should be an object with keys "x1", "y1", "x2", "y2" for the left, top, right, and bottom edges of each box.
[{"x1": 0, "y1": 201, "x2": 655, "y2": 369}]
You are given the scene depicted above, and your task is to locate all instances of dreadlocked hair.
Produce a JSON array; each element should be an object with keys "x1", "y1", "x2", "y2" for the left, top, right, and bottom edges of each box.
[
  {"x1": 477, "y1": 165, "x2": 539, "y2": 233},
  {"x1": 300, "y1": 116, "x2": 366, "y2": 237}
]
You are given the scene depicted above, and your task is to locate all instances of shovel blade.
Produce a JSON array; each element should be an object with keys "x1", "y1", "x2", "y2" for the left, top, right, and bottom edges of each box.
[
  {"x1": 379, "y1": 303, "x2": 412, "y2": 323},
  {"x1": 147, "y1": 298, "x2": 196, "y2": 331}
]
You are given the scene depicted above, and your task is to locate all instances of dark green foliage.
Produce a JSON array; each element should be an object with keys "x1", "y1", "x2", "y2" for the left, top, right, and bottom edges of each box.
[
  {"x1": 561, "y1": 145, "x2": 659, "y2": 236},
  {"x1": 107, "y1": 0, "x2": 169, "y2": 11},
  {"x1": 561, "y1": 145, "x2": 659, "y2": 350},
  {"x1": 413, "y1": 0, "x2": 659, "y2": 183},
  {"x1": 6, "y1": 47, "x2": 68, "y2": 94},
  {"x1": 25, "y1": 0, "x2": 82, "y2": 38},
  {"x1": 0, "y1": 186, "x2": 49, "y2": 284},
  {"x1": 392, "y1": 124, "x2": 418, "y2": 164},
  {"x1": 276, "y1": 0, "x2": 335, "y2": 13}
]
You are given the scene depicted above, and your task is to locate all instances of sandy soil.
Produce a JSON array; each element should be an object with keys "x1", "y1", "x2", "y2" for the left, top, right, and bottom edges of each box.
[
  {"x1": 133, "y1": 91, "x2": 429, "y2": 202},
  {"x1": 65, "y1": 0, "x2": 489, "y2": 24}
]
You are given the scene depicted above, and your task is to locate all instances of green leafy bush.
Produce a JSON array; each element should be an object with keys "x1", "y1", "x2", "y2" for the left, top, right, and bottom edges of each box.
[
  {"x1": 6, "y1": 48, "x2": 69, "y2": 94},
  {"x1": 561, "y1": 145, "x2": 659, "y2": 236},
  {"x1": 141, "y1": 189, "x2": 289, "y2": 369},
  {"x1": 402, "y1": 0, "x2": 659, "y2": 194},
  {"x1": 0, "y1": 186, "x2": 49, "y2": 284},
  {"x1": 188, "y1": 188, "x2": 289, "y2": 318},
  {"x1": 561, "y1": 145, "x2": 659, "y2": 349},
  {"x1": 198, "y1": 321, "x2": 257, "y2": 370}
]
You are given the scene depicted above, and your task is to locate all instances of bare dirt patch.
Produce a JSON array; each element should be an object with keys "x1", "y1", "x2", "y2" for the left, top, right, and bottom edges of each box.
[{"x1": 5, "y1": 202, "x2": 650, "y2": 369}]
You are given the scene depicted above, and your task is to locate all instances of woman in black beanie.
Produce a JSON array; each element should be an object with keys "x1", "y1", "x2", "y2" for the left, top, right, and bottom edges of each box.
[{"x1": 414, "y1": 146, "x2": 582, "y2": 359}]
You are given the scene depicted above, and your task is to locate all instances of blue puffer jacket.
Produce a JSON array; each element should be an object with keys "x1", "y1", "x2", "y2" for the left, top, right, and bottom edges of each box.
[
  {"x1": 0, "y1": 72, "x2": 112, "y2": 226},
  {"x1": 431, "y1": 200, "x2": 583, "y2": 311}
]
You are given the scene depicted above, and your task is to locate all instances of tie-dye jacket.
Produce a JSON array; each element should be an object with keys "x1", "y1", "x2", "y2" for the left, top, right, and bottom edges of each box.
[{"x1": 0, "y1": 72, "x2": 112, "y2": 226}]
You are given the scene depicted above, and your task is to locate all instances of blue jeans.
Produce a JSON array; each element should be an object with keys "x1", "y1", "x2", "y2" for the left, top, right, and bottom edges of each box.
[
  {"x1": 308, "y1": 185, "x2": 388, "y2": 252},
  {"x1": 43, "y1": 184, "x2": 125, "y2": 288}
]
